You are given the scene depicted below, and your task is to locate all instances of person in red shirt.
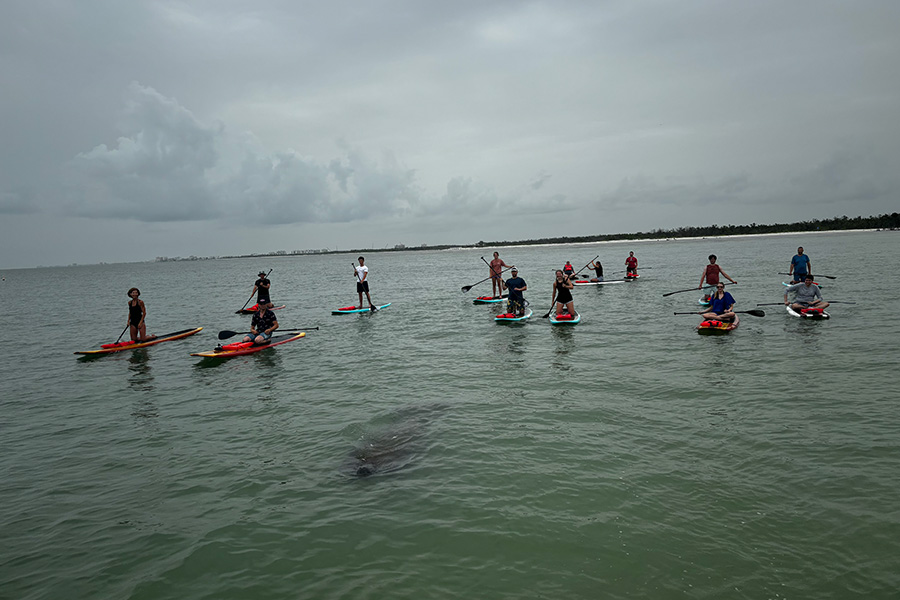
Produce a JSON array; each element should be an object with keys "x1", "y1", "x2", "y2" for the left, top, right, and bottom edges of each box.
[
  {"x1": 698, "y1": 254, "x2": 736, "y2": 301},
  {"x1": 625, "y1": 251, "x2": 638, "y2": 276}
]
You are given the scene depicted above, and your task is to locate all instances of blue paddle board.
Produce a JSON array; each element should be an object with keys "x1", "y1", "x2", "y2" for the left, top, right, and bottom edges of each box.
[{"x1": 332, "y1": 303, "x2": 392, "y2": 314}]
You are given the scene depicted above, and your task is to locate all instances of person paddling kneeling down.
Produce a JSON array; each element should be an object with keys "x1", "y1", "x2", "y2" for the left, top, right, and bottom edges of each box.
[
  {"x1": 551, "y1": 270, "x2": 575, "y2": 317},
  {"x1": 700, "y1": 283, "x2": 736, "y2": 321}
]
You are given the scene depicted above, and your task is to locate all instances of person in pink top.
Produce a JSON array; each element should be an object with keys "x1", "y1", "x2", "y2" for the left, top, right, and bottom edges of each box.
[{"x1": 489, "y1": 251, "x2": 510, "y2": 298}]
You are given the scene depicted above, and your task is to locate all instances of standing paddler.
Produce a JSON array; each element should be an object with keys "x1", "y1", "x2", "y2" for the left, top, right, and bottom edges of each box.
[
  {"x1": 251, "y1": 270, "x2": 271, "y2": 306},
  {"x1": 354, "y1": 256, "x2": 376, "y2": 311},
  {"x1": 698, "y1": 254, "x2": 736, "y2": 302},
  {"x1": 489, "y1": 251, "x2": 511, "y2": 298},
  {"x1": 789, "y1": 247, "x2": 812, "y2": 283}
]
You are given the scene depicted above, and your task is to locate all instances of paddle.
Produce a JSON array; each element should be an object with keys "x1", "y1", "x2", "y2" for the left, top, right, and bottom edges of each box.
[
  {"x1": 115, "y1": 324, "x2": 129, "y2": 343},
  {"x1": 461, "y1": 266, "x2": 513, "y2": 293},
  {"x1": 662, "y1": 282, "x2": 734, "y2": 297},
  {"x1": 236, "y1": 268, "x2": 272, "y2": 313},
  {"x1": 543, "y1": 255, "x2": 598, "y2": 318},
  {"x1": 779, "y1": 272, "x2": 836, "y2": 280},
  {"x1": 218, "y1": 327, "x2": 319, "y2": 340},
  {"x1": 757, "y1": 301, "x2": 855, "y2": 306},
  {"x1": 674, "y1": 309, "x2": 766, "y2": 317}
]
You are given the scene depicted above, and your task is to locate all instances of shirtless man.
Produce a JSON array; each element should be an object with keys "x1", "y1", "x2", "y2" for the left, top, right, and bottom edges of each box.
[{"x1": 489, "y1": 252, "x2": 510, "y2": 298}]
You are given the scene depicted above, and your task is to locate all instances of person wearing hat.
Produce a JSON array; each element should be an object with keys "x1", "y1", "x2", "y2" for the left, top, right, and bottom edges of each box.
[
  {"x1": 502, "y1": 267, "x2": 528, "y2": 316},
  {"x1": 125, "y1": 287, "x2": 155, "y2": 343},
  {"x1": 243, "y1": 301, "x2": 279, "y2": 344},
  {"x1": 251, "y1": 270, "x2": 271, "y2": 306}
]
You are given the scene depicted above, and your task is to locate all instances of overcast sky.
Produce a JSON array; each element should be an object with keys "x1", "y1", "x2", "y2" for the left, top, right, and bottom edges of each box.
[{"x1": 1, "y1": 1, "x2": 898, "y2": 268}]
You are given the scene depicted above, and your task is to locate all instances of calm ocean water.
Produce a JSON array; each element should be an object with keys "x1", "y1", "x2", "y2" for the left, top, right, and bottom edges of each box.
[{"x1": 1, "y1": 230, "x2": 898, "y2": 599}]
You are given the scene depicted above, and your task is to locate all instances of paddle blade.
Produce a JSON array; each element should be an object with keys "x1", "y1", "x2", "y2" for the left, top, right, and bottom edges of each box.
[
  {"x1": 745, "y1": 309, "x2": 766, "y2": 317},
  {"x1": 217, "y1": 330, "x2": 244, "y2": 340},
  {"x1": 461, "y1": 285, "x2": 472, "y2": 293}
]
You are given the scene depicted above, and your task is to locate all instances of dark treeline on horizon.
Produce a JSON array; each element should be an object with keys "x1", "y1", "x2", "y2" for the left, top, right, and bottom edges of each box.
[
  {"x1": 218, "y1": 212, "x2": 898, "y2": 262},
  {"x1": 472, "y1": 212, "x2": 900, "y2": 250}
]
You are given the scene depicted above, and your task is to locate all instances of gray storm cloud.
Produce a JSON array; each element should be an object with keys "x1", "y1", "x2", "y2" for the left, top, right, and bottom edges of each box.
[{"x1": 64, "y1": 84, "x2": 427, "y2": 225}]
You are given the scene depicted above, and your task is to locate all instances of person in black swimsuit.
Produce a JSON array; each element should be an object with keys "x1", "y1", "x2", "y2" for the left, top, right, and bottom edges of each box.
[
  {"x1": 550, "y1": 270, "x2": 575, "y2": 317},
  {"x1": 126, "y1": 287, "x2": 153, "y2": 342}
]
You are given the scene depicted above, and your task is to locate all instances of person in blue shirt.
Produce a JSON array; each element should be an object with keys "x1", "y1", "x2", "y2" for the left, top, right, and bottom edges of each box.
[
  {"x1": 789, "y1": 247, "x2": 812, "y2": 283},
  {"x1": 502, "y1": 267, "x2": 528, "y2": 316},
  {"x1": 700, "y1": 283, "x2": 735, "y2": 321}
]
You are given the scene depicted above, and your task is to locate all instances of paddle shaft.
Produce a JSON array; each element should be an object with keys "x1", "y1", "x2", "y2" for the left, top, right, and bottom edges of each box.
[
  {"x1": 218, "y1": 327, "x2": 319, "y2": 340},
  {"x1": 663, "y1": 282, "x2": 735, "y2": 297},
  {"x1": 779, "y1": 272, "x2": 836, "y2": 280},
  {"x1": 115, "y1": 324, "x2": 129, "y2": 343},
  {"x1": 462, "y1": 266, "x2": 514, "y2": 293},
  {"x1": 570, "y1": 255, "x2": 602, "y2": 279},
  {"x1": 675, "y1": 309, "x2": 765, "y2": 317}
]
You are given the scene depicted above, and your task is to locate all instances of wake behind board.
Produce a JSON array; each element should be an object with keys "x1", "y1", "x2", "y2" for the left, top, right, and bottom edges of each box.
[
  {"x1": 495, "y1": 309, "x2": 533, "y2": 322},
  {"x1": 191, "y1": 332, "x2": 306, "y2": 358},
  {"x1": 332, "y1": 303, "x2": 391, "y2": 314},
  {"x1": 238, "y1": 304, "x2": 286, "y2": 315},
  {"x1": 549, "y1": 312, "x2": 581, "y2": 325},
  {"x1": 75, "y1": 327, "x2": 203, "y2": 355},
  {"x1": 697, "y1": 315, "x2": 739, "y2": 335},
  {"x1": 786, "y1": 305, "x2": 830, "y2": 319},
  {"x1": 473, "y1": 295, "x2": 508, "y2": 304}
]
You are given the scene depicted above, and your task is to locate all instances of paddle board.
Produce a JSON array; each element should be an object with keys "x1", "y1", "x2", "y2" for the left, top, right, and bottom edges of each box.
[
  {"x1": 191, "y1": 332, "x2": 306, "y2": 357},
  {"x1": 238, "y1": 304, "x2": 286, "y2": 315},
  {"x1": 473, "y1": 295, "x2": 508, "y2": 304},
  {"x1": 785, "y1": 305, "x2": 830, "y2": 319},
  {"x1": 332, "y1": 303, "x2": 392, "y2": 314},
  {"x1": 549, "y1": 312, "x2": 581, "y2": 325},
  {"x1": 697, "y1": 315, "x2": 739, "y2": 334},
  {"x1": 494, "y1": 309, "x2": 533, "y2": 322},
  {"x1": 75, "y1": 327, "x2": 203, "y2": 355},
  {"x1": 573, "y1": 280, "x2": 625, "y2": 286}
]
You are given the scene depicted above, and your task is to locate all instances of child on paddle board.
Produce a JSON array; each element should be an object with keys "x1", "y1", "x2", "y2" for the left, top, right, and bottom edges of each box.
[
  {"x1": 126, "y1": 288, "x2": 154, "y2": 343},
  {"x1": 489, "y1": 251, "x2": 510, "y2": 298},
  {"x1": 700, "y1": 283, "x2": 736, "y2": 322},
  {"x1": 354, "y1": 256, "x2": 376, "y2": 311},
  {"x1": 244, "y1": 302, "x2": 279, "y2": 344},
  {"x1": 551, "y1": 270, "x2": 575, "y2": 317},
  {"x1": 698, "y1": 255, "x2": 736, "y2": 301},
  {"x1": 625, "y1": 251, "x2": 638, "y2": 276},
  {"x1": 503, "y1": 267, "x2": 527, "y2": 316}
]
